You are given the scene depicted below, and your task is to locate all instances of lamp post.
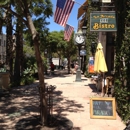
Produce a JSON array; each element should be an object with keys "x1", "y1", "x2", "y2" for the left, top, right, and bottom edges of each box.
[{"x1": 74, "y1": 29, "x2": 85, "y2": 82}]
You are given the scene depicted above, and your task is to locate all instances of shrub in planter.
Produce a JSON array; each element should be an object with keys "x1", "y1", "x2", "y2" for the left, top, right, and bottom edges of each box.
[{"x1": 0, "y1": 66, "x2": 10, "y2": 90}]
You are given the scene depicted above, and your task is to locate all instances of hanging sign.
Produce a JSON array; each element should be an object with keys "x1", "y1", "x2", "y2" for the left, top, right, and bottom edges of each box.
[
  {"x1": 77, "y1": 1, "x2": 88, "y2": 19},
  {"x1": 90, "y1": 11, "x2": 117, "y2": 31},
  {"x1": 102, "y1": 0, "x2": 111, "y2": 3},
  {"x1": 80, "y1": 50, "x2": 86, "y2": 56}
]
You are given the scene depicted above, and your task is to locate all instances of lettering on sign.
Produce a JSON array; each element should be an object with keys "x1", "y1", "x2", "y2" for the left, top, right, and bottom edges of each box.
[
  {"x1": 93, "y1": 100, "x2": 113, "y2": 116},
  {"x1": 93, "y1": 23, "x2": 115, "y2": 30},
  {"x1": 90, "y1": 12, "x2": 117, "y2": 31},
  {"x1": 100, "y1": 18, "x2": 108, "y2": 23},
  {"x1": 90, "y1": 97, "x2": 116, "y2": 119},
  {"x1": 102, "y1": 0, "x2": 111, "y2": 3}
]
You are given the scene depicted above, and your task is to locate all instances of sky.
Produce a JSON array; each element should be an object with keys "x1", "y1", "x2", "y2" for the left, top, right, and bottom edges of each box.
[
  {"x1": 47, "y1": 0, "x2": 86, "y2": 32},
  {"x1": 2, "y1": 0, "x2": 86, "y2": 34}
]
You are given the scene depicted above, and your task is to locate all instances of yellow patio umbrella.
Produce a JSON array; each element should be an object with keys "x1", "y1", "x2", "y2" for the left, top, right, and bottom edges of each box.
[{"x1": 94, "y1": 42, "x2": 108, "y2": 73}]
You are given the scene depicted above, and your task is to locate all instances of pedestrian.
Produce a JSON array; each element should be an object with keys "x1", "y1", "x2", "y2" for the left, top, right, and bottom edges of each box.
[
  {"x1": 62, "y1": 61, "x2": 65, "y2": 70},
  {"x1": 50, "y1": 62, "x2": 55, "y2": 71},
  {"x1": 74, "y1": 62, "x2": 79, "y2": 71},
  {"x1": 70, "y1": 62, "x2": 75, "y2": 75}
]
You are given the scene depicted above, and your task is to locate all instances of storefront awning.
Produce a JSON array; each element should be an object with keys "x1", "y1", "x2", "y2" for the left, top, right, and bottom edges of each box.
[{"x1": 77, "y1": 0, "x2": 88, "y2": 19}]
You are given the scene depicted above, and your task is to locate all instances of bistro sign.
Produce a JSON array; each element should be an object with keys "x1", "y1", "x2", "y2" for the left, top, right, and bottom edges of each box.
[{"x1": 90, "y1": 11, "x2": 117, "y2": 31}]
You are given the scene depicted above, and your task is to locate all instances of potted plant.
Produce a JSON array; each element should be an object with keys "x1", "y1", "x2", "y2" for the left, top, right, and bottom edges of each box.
[{"x1": 0, "y1": 65, "x2": 10, "y2": 90}]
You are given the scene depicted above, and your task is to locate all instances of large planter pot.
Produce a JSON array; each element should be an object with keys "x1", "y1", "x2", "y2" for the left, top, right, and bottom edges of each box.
[{"x1": 0, "y1": 72, "x2": 10, "y2": 90}]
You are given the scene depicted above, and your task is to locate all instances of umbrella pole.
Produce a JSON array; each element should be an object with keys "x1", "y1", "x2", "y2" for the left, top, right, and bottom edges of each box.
[{"x1": 102, "y1": 73, "x2": 105, "y2": 97}]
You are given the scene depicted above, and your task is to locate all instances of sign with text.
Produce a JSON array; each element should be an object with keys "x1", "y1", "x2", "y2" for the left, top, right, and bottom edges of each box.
[
  {"x1": 90, "y1": 11, "x2": 117, "y2": 31},
  {"x1": 88, "y1": 57, "x2": 94, "y2": 73},
  {"x1": 80, "y1": 50, "x2": 86, "y2": 56},
  {"x1": 102, "y1": 0, "x2": 111, "y2": 3},
  {"x1": 90, "y1": 97, "x2": 116, "y2": 119}
]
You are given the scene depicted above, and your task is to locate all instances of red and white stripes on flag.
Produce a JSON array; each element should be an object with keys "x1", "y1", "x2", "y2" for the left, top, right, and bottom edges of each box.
[
  {"x1": 64, "y1": 24, "x2": 74, "y2": 41},
  {"x1": 54, "y1": 0, "x2": 75, "y2": 27}
]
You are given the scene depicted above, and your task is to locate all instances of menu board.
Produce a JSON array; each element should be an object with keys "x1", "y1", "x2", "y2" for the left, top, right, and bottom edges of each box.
[{"x1": 90, "y1": 97, "x2": 116, "y2": 119}]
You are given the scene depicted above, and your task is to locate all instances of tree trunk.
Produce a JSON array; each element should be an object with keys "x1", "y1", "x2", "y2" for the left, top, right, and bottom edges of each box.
[
  {"x1": 14, "y1": 20, "x2": 23, "y2": 85},
  {"x1": 26, "y1": 14, "x2": 47, "y2": 125},
  {"x1": 6, "y1": 8, "x2": 14, "y2": 82}
]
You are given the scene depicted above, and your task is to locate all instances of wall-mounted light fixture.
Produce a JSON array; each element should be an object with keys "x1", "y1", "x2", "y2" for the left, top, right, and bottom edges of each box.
[
  {"x1": 81, "y1": 15, "x2": 88, "y2": 36},
  {"x1": 92, "y1": 0, "x2": 100, "y2": 2},
  {"x1": 82, "y1": 26, "x2": 87, "y2": 36},
  {"x1": 91, "y1": 0, "x2": 100, "y2": 7}
]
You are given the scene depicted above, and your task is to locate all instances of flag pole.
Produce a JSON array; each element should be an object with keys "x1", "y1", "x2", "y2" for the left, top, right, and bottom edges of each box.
[
  {"x1": 74, "y1": 0, "x2": 88, "y2": 7},
  {"x1": 73, "y1": 0, "x2": 82, "y2": 6}
]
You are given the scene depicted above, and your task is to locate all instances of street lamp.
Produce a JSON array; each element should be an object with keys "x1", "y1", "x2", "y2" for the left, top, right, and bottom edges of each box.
[
  {"x1": 82, "y1": 26, "x2": 87, "y2": 36},
  {"x1": 74, "y1": 29, "x2": 85, "y2": 82}
]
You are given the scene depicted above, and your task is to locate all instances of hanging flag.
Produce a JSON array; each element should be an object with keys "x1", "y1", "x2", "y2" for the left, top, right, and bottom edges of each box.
[
  {"x1": 64, "y1": 24, "x2": 74, "y2": 41},
  {"x1": 54, "y1": 0, "x2": 75, "y2": 27}
]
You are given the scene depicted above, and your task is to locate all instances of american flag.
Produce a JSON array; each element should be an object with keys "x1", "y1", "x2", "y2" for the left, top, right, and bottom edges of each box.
[
  {"x1": 54, "y1": 0, "x2": 75, "y2": 27},
  {"x1": 64, "y1": 24, "x2": 74, "y2": 41}
]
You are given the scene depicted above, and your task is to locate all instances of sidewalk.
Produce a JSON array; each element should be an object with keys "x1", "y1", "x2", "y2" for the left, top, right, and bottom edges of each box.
[
  {"x1": 45, "y1": 69, "x2": 126, "y2": 130},
  {"x1": 0, "y1": 69, "x2": 126, "y2": 130}
]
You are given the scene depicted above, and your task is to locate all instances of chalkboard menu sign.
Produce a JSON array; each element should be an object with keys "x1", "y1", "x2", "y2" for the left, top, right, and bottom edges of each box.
[{"x1": 90, "y1": 97, "x2": 116, "y2": 119}]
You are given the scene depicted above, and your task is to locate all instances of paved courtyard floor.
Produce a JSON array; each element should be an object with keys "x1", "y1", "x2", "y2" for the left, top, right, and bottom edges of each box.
[{"x1": 0, "y1": 69, "x2": 126, "y2": 130}]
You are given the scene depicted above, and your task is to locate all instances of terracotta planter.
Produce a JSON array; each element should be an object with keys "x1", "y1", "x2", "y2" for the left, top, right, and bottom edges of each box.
[{"x1": 0, "y1": 72, "x2": 10, "y2": 90}]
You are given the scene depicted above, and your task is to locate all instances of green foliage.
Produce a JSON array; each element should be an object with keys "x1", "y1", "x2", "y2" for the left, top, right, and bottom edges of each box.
[
  {"x1": 20, "y1": 68, "x2": 35, "y2": 85},
  {"x1": 114, "y1": 0, "x2": 130, "y2": 123},
  {"x1": 84, "y1": 0, "x2": 98, "y2": 76},
  {"x1": 0, "y1": 68, "x2": 6, "y2": 72},
  {"x1": 0, "y1": 0, "x2": 10, "y2": 5},
  {"x1": 48, "y1": 31, "x2": 77, "y2": 59},
  {"x1": 0, "y1": 65, "x2": 9, "y2": 72},
  {"x1": 114, "y1": 80, "x2": 130, "y2": 121},
  {"x1": 21, "y1": 56, "x2": 38, "y2": 85},
  {"x1": 23, "y1": 56, "x2": 38, "y2": 73}
]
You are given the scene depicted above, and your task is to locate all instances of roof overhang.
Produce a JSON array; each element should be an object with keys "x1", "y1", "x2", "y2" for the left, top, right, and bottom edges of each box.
[{"x1": 77, "y1": 0, "x2": 88, "y2": 19}]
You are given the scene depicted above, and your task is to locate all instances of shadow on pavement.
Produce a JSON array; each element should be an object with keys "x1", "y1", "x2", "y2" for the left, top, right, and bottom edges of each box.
[
  {"x1": 0, "y1": 80, "x2": 83, "y2": 130},
  {"x1": 53, "y1": 89, "x2": 84, "y2": 117},
  {"x1": 88, "y1": 83, "x2": 98, "y2": 93},
  {"x1": 15, "y1": 115, "x2": 73, "y2": 130}
]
